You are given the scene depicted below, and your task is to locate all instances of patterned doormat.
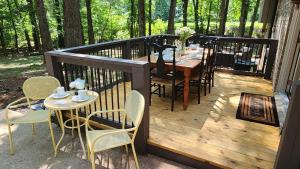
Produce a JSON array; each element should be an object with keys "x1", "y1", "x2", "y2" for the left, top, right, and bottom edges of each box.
[{"x1": 236, "y1": 92, "x2": 279, "y2": 127}]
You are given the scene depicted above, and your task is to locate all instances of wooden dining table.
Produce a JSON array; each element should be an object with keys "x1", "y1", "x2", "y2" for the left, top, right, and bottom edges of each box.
[{"x1": 136, "y1": 48, "x2": 210, "y2": 110}]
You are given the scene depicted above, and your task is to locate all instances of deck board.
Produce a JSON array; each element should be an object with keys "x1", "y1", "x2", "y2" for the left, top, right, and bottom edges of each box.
[{"x1": 148, "y1": 72, "x2": 280, "y2": 169}]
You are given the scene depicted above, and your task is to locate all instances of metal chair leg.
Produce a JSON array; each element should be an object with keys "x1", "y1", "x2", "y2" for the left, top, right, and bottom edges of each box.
[
  {"x1": 131, "y1": 143, "x2": 140, "y2": 169},
  {"x1": 125, "y1": 145, "x2": 128, "y2": 154},
  {"x1": 8, "y1": 124, "x2": 15, "y2": 155},
  {"x1": 197, "y1": 85, "x2": 200, "y2": 104},
  {"x1": 32, "y1": 123, "x2": 36, "y2": 135},
  {"x1": 91, "y1": 150, "x2": 96, "y2": 169}
]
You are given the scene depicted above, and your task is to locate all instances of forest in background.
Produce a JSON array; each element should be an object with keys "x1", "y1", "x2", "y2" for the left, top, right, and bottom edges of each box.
[{"x1": 0, "y1": 0, "x2": 265, "y2": 56}]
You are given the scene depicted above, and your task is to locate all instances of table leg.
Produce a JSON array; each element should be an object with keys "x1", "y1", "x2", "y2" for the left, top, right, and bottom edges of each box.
[
  {"x1": 55, "y1": 110, "x2": 65, "y2": 157},
  {"x1": 183, "y1": 70, "x2": 191, "y2": 110},
  {"x1": 76, "y1": 108, "x2": 86, "y2": 158},
  {"x1": 48, "y1": 110, "x2": 56, "y2": 153}
]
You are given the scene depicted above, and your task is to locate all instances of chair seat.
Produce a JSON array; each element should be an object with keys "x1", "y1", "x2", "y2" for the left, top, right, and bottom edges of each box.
[
  {"x1": 151, "y1": 76, "x2": 184, "y2": 86},
  {"x1": 9, "y1": 109, "x2": 49, "y2": 124},
  {"x1": 86, "y1": 130, "x2": 131, "y2": 152}
]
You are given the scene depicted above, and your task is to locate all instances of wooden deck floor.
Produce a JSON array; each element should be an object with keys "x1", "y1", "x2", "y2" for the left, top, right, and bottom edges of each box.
[{"x1": 148, "y1": 72, "x2": 280, "y2": 169}]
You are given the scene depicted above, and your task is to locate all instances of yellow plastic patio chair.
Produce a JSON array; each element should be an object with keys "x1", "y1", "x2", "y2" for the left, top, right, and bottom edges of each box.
[
  {"x1": 5, "y1": 76, "x2": 61, "y2": 155},
  {"x1": 85, "y1": 90, "x2": 145, "y2": 169}
]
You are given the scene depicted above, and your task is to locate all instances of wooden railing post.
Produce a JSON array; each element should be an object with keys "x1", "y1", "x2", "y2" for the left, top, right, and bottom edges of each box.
[
  {"x1": 264, "y1": 40, "x2": 278, "y2": 79},
  {"x1": 123, "y1": 41, "x2": 132, "y2": 59},
  {"x1": 131, "y1": 63, "x2": 150, "y2": 154},
  {"x1": 274, "y1": 80, "x2": 300, "y2": 169},
  {"x1": 45, "y1": 51, "x2": 65, "y2": 85}
]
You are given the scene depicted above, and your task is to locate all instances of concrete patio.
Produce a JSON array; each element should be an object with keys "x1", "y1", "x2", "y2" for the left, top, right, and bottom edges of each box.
[{"x1": 0, "y1": 109, "x2": 192, "y2": 169}]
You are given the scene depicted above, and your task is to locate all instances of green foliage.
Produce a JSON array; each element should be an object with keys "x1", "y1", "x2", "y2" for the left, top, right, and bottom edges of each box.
[{"x1": 0, "y1": 0, "x2": 267, "y2": 50}]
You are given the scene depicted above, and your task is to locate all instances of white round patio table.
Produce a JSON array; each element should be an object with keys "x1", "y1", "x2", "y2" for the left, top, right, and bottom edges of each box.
[{"x1": 44, "y1": 90, "x2": 98, "y2": 158}]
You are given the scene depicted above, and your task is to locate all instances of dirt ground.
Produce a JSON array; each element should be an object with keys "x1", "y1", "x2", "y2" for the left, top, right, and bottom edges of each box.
[{"x1": 0, "y1": 73, "x2": 46, "y2": 109}]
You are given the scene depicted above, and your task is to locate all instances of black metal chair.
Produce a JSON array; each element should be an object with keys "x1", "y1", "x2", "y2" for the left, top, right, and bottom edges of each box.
[
  {"x1": 189, "y1": 39, "x2": 217, "y2": 104},
  {"x1": 147, "y1": 43, "x2": 184, "y2": 111}
]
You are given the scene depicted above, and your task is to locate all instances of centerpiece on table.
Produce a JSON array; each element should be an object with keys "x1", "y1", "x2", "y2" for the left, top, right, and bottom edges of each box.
[
  {"x1": 69, "y1": 78, "x2": 85, "y2": 95},
  {"x1": 175, "y1": 26, "x2": 195, "y2": 53}
]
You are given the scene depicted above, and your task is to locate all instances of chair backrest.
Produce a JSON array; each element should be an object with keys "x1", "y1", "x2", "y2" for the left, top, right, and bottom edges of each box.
[
  {"x1": 125, "y1": 90, "x2": 145, "y2": 128},
  {"x1": 23, "y1": 76, "x2": 61, "y2": 100},
  {"x1": 147, "y1": 43, "x2": 177, "y2": 79}
]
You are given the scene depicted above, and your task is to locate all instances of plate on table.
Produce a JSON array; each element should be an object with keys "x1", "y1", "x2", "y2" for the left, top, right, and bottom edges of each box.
[
  {"x1": 51, "y1": 92, "x2": 70, "y2": 99},
  {"x1": 72, "y1": 95, "x2": 90, "y2": 102}
]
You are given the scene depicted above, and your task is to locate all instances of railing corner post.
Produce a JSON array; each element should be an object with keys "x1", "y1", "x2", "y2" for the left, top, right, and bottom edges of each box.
[
  {"x1": 45, "y1": 51, "x2": 64, "y2": 84},
  {"x1": 264, "y1": 40, "x2": 278, "y2": 79},
  {"x1": 131, "y1": 63, "x2": 150, "y2": 154}
]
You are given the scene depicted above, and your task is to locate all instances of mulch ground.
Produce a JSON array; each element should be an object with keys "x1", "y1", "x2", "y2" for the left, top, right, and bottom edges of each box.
[{"x1": 0, "y1": 71, "x2": 46, "y2": 109}]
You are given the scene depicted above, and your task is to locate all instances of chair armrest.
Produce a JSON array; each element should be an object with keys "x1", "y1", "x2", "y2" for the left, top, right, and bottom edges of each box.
[
  {"x1": 5, "y1": 97, "x2": 28, "y2": 122},
  {"x1": 85, "y1": 109, "x2": 127, "y2": 131}
]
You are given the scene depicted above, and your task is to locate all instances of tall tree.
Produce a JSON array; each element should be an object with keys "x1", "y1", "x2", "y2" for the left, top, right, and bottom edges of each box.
[
  {"x1": 182, "y1": 0, "x2": 188, "y2": 26},
  {"x1": 63, "y1": 0, "x2": 84, "y2": 47},
  {"x1": 138, "y1": 0, "x2": 146, "y2": 36},
  {"x1": 130, "y1": 0, "x2": 136, "y2": 38},
  {"x1": 53, "y1": 0, "x2": 64, "y2": 48},
  {"x1": 249, "y1": 0, "x2": 260, "y2": 37},
  {"x1": 13, "y1": 0, "x2": 33, "y2": 52},
  {"x1": 167, "y1": 0, "x2": 176, "y2": 34},
  {"x1": 6, "y1": 0, "x2": 19, "y2": 52},
  {"x1": 192, "y1": 0, "x2": 200, "y2": 35},
  {"x1": 239, "y1": 0, "x2": 249, "y2": 37},
  {"x1": 206, "y1": 0, "x2": 212, "y2": 35},
  {"x1": 86, "y1": 0, "x2": 95, "y2": 44},
  {"x1": 26, "y1": 0, "x2": 41, "y2": 51},
  {"x1": 0, "y1": 18, "x2": 6, "y2": 52},
  {"x1": 218, "y1": 0, "x2": 229, "y2": 36},
  {"x1": 35, "y1": 0, "x2": 53, "y2": 54},
  {"x1": 148, "y1": 0, "x2": 152, "y2": 35}
]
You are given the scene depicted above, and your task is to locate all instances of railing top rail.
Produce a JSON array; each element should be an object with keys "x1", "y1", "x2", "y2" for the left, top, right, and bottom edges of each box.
[
  {"x1": 54, "y1": 34, "x2": 278, "y2": 54},
  {"x1": 45, "y1": 51, "x2": 148, "y2": 73},
  {"x1": 59, "y1": 34, "x2": 172, "y2": 53}
]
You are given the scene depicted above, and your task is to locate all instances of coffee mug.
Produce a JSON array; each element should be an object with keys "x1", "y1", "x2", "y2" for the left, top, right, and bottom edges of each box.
[
  {"x1": 78, "y1": 90, "x2": 87, "y2": 99},
  {"x1": 56, "y1": 87, "x2": 65, "y2": 96}
]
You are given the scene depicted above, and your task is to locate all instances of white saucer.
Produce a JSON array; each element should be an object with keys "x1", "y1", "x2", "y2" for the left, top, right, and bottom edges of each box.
[
  {"x1": 72, "y1": 95, "x2": 90, "y2": 102},
  {"x1": 51, "y1": 92, "x2": 70, "y2": 99}
]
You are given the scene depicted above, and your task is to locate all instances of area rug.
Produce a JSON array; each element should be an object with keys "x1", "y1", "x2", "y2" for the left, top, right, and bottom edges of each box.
[{"x1": 236, "y1": 92, "x2": 279, "y2": 127}]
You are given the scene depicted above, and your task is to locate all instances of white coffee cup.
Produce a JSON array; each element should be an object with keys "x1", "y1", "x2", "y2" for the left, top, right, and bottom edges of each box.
[
  {"x1": 78, "y1": 90, "x2": 87, "y2": 99},
  {"x1": 56, "y1": 87, "x2": 65, "y2": 96}
]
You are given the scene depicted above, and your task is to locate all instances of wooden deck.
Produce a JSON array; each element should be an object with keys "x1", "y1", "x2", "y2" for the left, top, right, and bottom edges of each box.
[{"x1": 148, "y1": 72, "x2": 280, "y2": 169}]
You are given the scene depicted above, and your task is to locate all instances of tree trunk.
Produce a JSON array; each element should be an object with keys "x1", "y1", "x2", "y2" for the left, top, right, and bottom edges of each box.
[
  {"x1": 35, "y1": 0, "x2": 53, "y2": 54},
  {"x1": 14, "y1": 0, "x2": 33, "y2": 52},
  {"x1": 192, "y1": 0, "x2": 200, "y2": 35},
  {"x1": 239, "y1": 0, "x2": 249, "y2": 37},
  {"x1": 24, "y1": 30, "x2": 33, "y2": 52},
  {"x1": 27, "y1": 0, "x2": 41, "y2": 51},
  {"x1": 206, "y1": 0, "x2": 212, "y2": 35},
  {"x1": 130, "y1": 0, "x2": 136, "y2": 38},
  {"x1": 199, "y1": 0, "x2": 204, "y2": 34},
  {"x1": 167, "y1": 0, "x2": 177, "y2": 34},
  {"x1": 63, "y1": 0, "x2": 84, "y2": 47},
  {"x1": 182, "y1": 0, "x2": 188, "y2": 26},
  {"x1": 138, "y1": 0, "x2": 146, "y2": 37},
  {"x1": 218, "y1": 0, "x2": 229, "y2": 36},
  {"x1": 6, "y1": 0, "x2": 19, "y2": 53},
  {"x1": 0, "y1": 18, "x2": 6, "y2": 52},
  {"x1": 86, "y1": 0, "x2": 95, "y2": 44},
  {"x1": 148, "y1": 0, "x2": 152, "y2": 35},
  {"x1": 53, "y1": 0, "x2": 64, "y2": 48},
  {"x1": 249, "y1": 0, "x2": 260, "y2": 37}
]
